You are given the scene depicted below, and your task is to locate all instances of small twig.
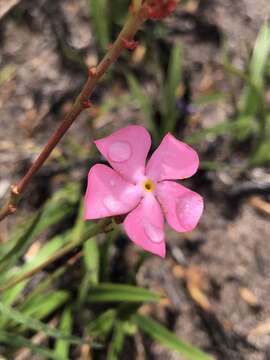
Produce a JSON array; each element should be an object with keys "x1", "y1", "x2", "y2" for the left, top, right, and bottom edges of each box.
[
  {"x1": 249, "y1": 196, "x2": 270, "y2": 216},
  {"x1": 0, "y1": 0, "x2": 22, "y2": 19},
  {"x1": 0, "y1": 1, "x2": 153, "y2": 222}
]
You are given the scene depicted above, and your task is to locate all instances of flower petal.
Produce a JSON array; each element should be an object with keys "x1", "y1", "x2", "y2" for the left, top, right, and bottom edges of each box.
[
  {"x1": 157, "y1": 181, "x2": 203, "y2": 232},
  {"x1": 146, "y1": 133, "x2": 199, "y2": 181},
  {"x1": 124, "y1": 195, "x2": 165, "y2": 257},
  {"x1": 84, "y1": 164, "x2": 142, "y2": 219},
  {"x1": 95, "y1": 125, "x2": 151, "y2": 183}
]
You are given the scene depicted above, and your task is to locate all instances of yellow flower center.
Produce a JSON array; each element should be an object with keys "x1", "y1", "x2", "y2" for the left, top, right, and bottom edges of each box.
[{"x1": 143, "y1": 179, "x2": 155, "y2": 192}]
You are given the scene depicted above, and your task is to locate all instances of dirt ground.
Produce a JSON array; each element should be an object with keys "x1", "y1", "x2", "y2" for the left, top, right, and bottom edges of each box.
[{"x1": 0, "y1": 0, "x2": 270, "y2": 359}]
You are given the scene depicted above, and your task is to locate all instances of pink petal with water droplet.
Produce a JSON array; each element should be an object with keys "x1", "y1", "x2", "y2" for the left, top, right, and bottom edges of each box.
[
  {"x1": 95, "y1": 125, "x2": 151, "y2": 183},
  {"x1": 124, "y1": 195, "x2": 165, "y2": 257},
  {"x1": 146, "y1": 133, "x2": 199, "y2": 182},
  {"x1": 84, "y1": 164, "x2": 142, "y2": 219},
  {"x1": 157, "y1": 181, "x2": 203, "y2": 232}
]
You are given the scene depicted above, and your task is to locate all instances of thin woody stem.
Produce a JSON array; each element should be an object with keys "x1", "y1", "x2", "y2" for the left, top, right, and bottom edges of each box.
[{"x1": 0, "y1": 4, "x2": 149, "y2": 222}]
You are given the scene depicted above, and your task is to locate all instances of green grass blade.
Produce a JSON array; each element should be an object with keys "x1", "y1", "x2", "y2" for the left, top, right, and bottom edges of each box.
[
  {"x1": 0, "y1": 302, "x2": 85, "y2": 346},
  {"x1": 232, "y1": 115, "x2": 258, "y2": 141},
  {"x1": 134, "y1": 314, "x2": 214, "y2": 360},
  {"x1": 100, "y1": 228, "x2": 119, "y2": 282},
  {"x1": 0, "y1": 183, "x2": 80, "y2": 273},
  {"x1": 87, "y1": 284, "x2": 160, "y2": 303},
  {"x1": 77, "y1": 237, "x2": 100, "y2": 305},
  {"x1": 88, "y1": 309, "x2": 116, "y2": 338},
  {"x1": 109, "y1": 0, "x2": 131, "y2": 26},
  {"x1": 17, "y1": 266, "x2": 67, "y2": 312},
  {"x1": 249, "y1": 23, "x2": 270, "y2": 89},
  {"x1": 54, "y1": 307, "x2": 73, "y2": 360},
  {"x1": 0, "y1": 219, "x2": 110, "y2": 295},
  {"x1": 84, "y1": 238, "x2": 99, "y2": 285},
  {"x1": 200, "y1": 161, "x2": 226, "y2": 171},
  {"x1": 107, "y1": 321, "x2": 125, "y2": 360},
  {"x1": 0, "y1": 212, "x2": 42, "y2": 272},
  {"x1": 250, "y1": 114, "x2": 270, "y2": 165},
  {"x1": 0, "y1": 281, "x2": 26, "y2": 307},
  {"x1": 21, "y1": 232, "x2": 70, "y2": 273},
  {"x1": 186, "y1": 115, "x2": 258, "y2": 145},
  {"x1": 0, "y1": 331, "x2": 64, "y2": 360},
  {"x1": 0, "y1": 290, "x2": 67, "y2": 329},
  {"x1": 89, "y1": 0, "x2": 110, "y2": 51},
  {"x1": 194, "y1": 92, "x2": 227, "y2": 106},
  {"x1": 187, "y1": 121, "x2": 235, "y2": 144},
  {"x1": 0, "y1": 212, "x2": 39, "y2": 259},
  {"x1": 251, "y1": 139, "x2": 270, "y2": 165},
  {"x1": 18, "y1": 291, "x2": 69, "y2": 322},
  {"x1": 127, "y1": 73, "x2": 159, "y2": 142},
  {"x1": 0, "y1": 290, "x2": 69, "y2": 328},
  {"x1": 240, "y1": 24, "x2": 270, "y2": 116},
  {"x1": 71, "y1": 198, "x2": 86, "y2": 242},
  {"x1": 162, "y1": 43, "x2": 182, "y2": 133}
]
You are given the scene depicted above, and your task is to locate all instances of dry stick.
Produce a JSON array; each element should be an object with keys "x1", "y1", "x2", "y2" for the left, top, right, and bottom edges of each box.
[
  {"x1": 0, "y1": 3, "x2": 148, "y2": 222},
  {"x1": 0, "y1": 0, "x2": 22, "y2": 19}
]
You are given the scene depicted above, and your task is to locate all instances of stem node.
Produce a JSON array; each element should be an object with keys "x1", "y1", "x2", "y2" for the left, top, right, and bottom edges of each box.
[
  {"x1": 81, "y1": 99, "x2": 93, "y2": 109},
  {"x1": 10, "y1": 185, "x2": 20, "y2": 196},
  {"x1": 0, "y1": 2, "x2": 149, "y2": 222},
  {"x1": 88, "y1": 67, "x2": 97, "y2": 78}
]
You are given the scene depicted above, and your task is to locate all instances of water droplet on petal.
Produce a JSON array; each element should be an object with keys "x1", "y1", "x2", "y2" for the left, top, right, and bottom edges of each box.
[
  {"x1": 104, "y1": 196, "x2": 122, "y2": 212},
  {"x1": 144, "y1": 222, "x2": 164, "y2": 243},
  {"x1": 110, "y1": 179, "x2": 116, "y2": 187},
  {"x1": 176, "y1": 193, "x2": 202, "y2": 230},
  {"x1": 108, "y1": 141, "x2": 131, "y2": 163}
]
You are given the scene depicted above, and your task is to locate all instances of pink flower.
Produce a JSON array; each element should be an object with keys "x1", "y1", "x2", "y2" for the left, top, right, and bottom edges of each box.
[{"x1": 84, "y1": 126, "x2": 203, "y2": 258}]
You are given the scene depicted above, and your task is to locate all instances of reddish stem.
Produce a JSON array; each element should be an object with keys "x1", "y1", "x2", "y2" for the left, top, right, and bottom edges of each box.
[{"x1": 0, "y1": 5, "x2": 147, "y2": 221}]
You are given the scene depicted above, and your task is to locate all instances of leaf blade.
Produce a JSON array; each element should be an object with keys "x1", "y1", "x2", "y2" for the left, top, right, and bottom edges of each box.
[
  {"x1": 134, "y1": 314, "x2": 214, "y2": 360},
  {"x1": 87, "y1": 284, "x2": 160, "y2": 303}
]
